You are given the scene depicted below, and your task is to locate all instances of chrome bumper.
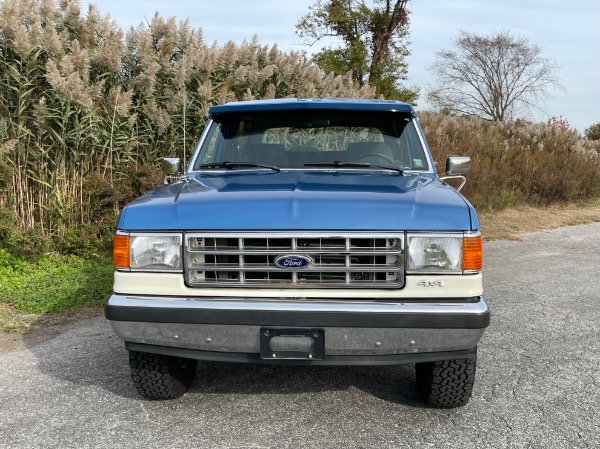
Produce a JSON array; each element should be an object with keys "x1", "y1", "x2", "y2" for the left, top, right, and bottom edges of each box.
[{"x1": 106, "y1": 295, "x2": 489, "y2": 358}]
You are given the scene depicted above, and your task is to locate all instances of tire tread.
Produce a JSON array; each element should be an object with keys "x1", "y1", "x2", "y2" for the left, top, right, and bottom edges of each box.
[
  {"x1": 129, "y1": 350, "x2": 197, "y2": 400},
  {"x1": 416, "y1": 347, "x2": 477, "y2": 408}
]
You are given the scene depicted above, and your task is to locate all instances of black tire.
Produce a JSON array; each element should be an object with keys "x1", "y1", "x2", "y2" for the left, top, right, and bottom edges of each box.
[
  {"x1": 415, "y1": 347, "x2": 477, "y2": 408},
  {"x1": 128, "y1": 350, "x2": 197, "y2": 400}
]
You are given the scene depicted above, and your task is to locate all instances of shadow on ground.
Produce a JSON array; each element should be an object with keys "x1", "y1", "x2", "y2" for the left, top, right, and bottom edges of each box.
[{"x1": 14, "y1": 314, "x2": 427, "y2": 408}]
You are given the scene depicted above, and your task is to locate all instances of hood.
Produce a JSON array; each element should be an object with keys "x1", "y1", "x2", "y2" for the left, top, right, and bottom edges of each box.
[{"x1": 118, "y1": 171, "x2": 477, "y2": 231}]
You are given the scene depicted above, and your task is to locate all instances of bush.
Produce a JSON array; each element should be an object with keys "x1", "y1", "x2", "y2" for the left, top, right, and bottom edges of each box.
[
  {"x1": 420, "y1": 113, "x2": 600, "y2": 211},
  {"x1": 3, "y1": 226, "x2": 53, "y2": 259},
  {"x1": 0, "y1": 205, "x2": 15, "y2": 241},
  {"x1": 57, "y1": 224, "x2": 114, "y2": 258},
  {"x1": 585, "y1": 122, "x2": 600, "y2": 141}
]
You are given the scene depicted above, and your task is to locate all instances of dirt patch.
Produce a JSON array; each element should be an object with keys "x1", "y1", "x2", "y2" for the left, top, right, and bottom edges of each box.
[
  {"x1": 0, "y1": 306, "x2": 103, "y2": 352},
  {"x1": 0, "y1": 303, "x2": 38, "y2": 333}
]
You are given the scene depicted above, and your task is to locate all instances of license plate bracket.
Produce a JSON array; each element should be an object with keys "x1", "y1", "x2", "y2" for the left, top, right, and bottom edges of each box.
[{"x1": 260, "y1": 328, "x2": 324, "y2": 360}]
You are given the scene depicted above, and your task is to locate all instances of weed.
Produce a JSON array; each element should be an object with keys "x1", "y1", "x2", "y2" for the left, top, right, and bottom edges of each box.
[{"x1": 0, "y1": 250, "x2": 113, "y2": 314}]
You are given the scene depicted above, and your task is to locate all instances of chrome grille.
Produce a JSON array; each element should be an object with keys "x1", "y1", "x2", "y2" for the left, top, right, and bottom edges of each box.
[{"x1": 185, "y1": 233, "x2": 404, "y2": 288}]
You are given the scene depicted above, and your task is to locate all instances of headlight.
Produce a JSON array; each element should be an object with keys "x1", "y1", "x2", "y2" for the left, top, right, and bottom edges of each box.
[
  {"x1": 407, "y1": 233, "x2": 482, "y2": 274},
  {"x1": 114, "y1": 233, "x2": 182, "y2": 271}
]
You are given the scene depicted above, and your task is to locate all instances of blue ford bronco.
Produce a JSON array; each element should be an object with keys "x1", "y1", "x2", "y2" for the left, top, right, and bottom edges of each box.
[{"x1": 105, "y1": 98, "x2": 489, "y2": 407}]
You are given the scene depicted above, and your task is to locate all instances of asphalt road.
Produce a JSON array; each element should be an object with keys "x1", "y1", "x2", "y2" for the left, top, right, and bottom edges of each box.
[{"x1": 1, "y1": 223, "x2": 599, "y2": 448}]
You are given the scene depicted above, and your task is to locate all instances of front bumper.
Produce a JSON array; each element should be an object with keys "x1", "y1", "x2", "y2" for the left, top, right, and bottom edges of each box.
[{"x1": 105, "y1": 294, "x2": 489, "y2": 365}]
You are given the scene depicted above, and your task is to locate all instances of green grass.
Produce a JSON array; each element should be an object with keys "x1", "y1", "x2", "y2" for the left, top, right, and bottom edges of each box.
[{"x1": 0, "y1": 250, "x2": 113, "y2": 314}]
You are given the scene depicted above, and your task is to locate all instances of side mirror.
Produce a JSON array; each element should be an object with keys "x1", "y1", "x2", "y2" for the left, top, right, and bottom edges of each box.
[
  {"x1": 162, "y1": 158, "x2": 183, "y2": 184},
  {"x1": 445, "y1": 156, "x2": 471, "y2": 175},
  {"x1": 162, "y1": 157, "x2": 182, "y2": 175},
  {"x1": 441, "y1": 156, "x2": 470, "y2": 192}
]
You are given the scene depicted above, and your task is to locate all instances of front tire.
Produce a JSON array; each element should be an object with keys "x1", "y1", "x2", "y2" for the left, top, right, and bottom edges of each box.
[
  {"x1": 415, "y1": 347, "x2": 477, "y2": 408},
  {"x1": 128, "y1": 350, "x2": 197, "y2": 400}
]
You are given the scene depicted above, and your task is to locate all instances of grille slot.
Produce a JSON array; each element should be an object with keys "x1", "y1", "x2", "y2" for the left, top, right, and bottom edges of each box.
[{"x1": 185, "y1": 233, "x2": 404, "y2": 289}]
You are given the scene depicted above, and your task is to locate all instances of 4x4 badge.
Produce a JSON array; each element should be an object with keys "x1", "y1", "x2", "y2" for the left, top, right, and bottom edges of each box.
[{"x1": 417, "y1": 280, "x2": 445, "y2": 287}]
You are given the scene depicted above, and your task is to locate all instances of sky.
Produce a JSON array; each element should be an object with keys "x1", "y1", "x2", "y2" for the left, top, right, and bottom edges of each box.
[{"x1": 83, "y1": 0, "x2": 600, "y2": 132}]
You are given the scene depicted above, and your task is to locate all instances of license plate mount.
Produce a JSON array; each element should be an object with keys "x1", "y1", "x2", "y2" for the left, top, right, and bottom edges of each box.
[{"x1": 260, "y1": 328, "x2": 324, "y2": 360}]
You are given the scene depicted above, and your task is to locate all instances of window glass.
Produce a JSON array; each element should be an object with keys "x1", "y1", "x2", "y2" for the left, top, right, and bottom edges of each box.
[{"x1": 193, "y1": 111, "x2": 429, "y2": 170}]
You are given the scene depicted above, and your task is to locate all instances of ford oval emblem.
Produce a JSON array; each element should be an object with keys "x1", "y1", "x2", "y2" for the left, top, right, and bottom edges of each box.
[{"x1": 274, "y1": 255, "x2": 313, "y2": 269}]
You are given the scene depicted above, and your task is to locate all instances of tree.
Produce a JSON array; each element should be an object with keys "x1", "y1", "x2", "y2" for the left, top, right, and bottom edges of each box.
[
  {"x1": 427, "y1": 30, "x2": 562, "y2": 121},
  {"x1": 296, "y1": 0, "x2": 418, "y2": 102},
  {"x1": 584, "y1": 122, "x2": 600, "y2": 141}
]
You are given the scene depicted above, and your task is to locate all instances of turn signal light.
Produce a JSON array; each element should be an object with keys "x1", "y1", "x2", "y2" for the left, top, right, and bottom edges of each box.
[
  {"x1": 113, "y1": 234, "x2": 130, "y2": 269},
  {"x1": 463, "y1": 235, "x2": 482, "y2": 271}
]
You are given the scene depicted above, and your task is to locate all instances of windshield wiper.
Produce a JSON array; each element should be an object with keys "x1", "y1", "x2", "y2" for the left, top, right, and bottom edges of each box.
[
  {"x1": 200, "y1": 161, "x2": 280, "y2": 172},
  {"x1": 370, "y1": 164, "x2": 404, "y2": 174},
  {"x1": 304, "y1": 161, "x2": 403, "y2": 174},
  {"x1": 304, "y1": 161, "x2": 370, "y2": 168}
]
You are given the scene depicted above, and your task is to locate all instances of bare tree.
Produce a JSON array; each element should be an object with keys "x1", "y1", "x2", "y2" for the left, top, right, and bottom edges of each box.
[{"x1": 427, "y1": 30, "x2": 562, "y2": 121}]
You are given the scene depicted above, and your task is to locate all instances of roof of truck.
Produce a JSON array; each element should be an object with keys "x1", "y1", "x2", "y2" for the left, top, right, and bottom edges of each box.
[{"x1": 209, "y1": 98, "x2": 415, "y2": 115}]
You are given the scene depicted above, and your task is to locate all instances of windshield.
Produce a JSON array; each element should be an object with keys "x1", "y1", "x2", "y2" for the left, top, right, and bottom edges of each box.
[{"x1": 192, "y1": 110, "x2": 429, "y2": 171}]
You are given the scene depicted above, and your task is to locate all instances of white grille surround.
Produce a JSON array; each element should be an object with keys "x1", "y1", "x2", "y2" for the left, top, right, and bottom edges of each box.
[{"x1": 184, "y1": 232, "x2": 405, "y2": 289}]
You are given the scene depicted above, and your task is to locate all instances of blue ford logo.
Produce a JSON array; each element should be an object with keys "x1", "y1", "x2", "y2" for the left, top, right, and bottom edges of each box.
[{"x1": 274, "y1": 255, "x2": 313, "y2": 269}]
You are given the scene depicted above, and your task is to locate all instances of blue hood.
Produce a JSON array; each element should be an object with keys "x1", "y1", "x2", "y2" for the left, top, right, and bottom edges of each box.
[{"x1": 118, "y1": 171, "x2": 478, "y2": 231}]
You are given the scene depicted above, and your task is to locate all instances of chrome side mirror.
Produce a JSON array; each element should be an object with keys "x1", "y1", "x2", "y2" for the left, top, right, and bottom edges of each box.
[
  {"x1": 441, "y1": 156, "x2": 470, "y2": 192},
  {"x1": 445, "y1": 156, "x2": 471, "y2": 175},
  {"x1": 162, "y1": 157, "x2": 183, "y2": 184},
  {"x1": 162, "y1": 157, "x2": 182, "y2": 175}
]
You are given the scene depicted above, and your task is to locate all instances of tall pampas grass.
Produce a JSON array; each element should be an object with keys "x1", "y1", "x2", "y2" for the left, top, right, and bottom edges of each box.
[
  {"x1": 420, "y1": 113, "x2": 600, "y2": 211},
  {"x1": 0, "y1": 0, "x2": 374, "y2": 239}
]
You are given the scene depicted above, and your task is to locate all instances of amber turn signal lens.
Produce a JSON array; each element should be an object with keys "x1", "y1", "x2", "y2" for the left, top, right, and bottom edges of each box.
[
  {"x1": 463, "y1": 235, "x2": 482, "y2": 271},
  {"x1": 113, "y1": 234, "x2": 130, "y2": 269}
]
